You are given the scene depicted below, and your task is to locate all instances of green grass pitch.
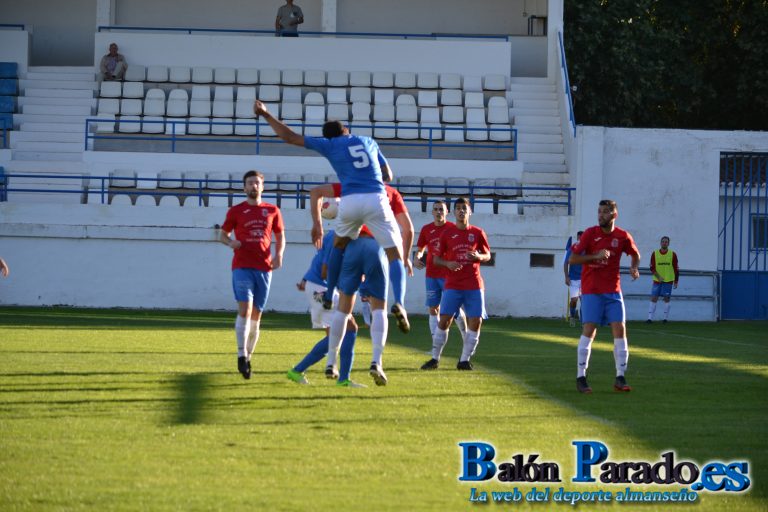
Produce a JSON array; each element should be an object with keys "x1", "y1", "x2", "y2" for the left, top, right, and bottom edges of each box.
[{"x1": 0, "y1": 307, "x2": 765, "y2": 511}]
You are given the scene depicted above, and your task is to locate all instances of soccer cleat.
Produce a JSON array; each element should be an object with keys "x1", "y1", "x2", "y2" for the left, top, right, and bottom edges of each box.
[
  {"x1": 420, "y1": 358, "x2": 439, "y2": 370},
  {"x1": 569, "y1": 317, "x2": 576, "y2": 327},
  {"x1": 313, "y1": 291, "x2": 333, "y2": 311},
  {"x1": 369, "y1": 363, "x2": 388, "y2": 386},
  {"x1": 325, "y1": 365, "x2": 339, "y2": 379},
  {"x1": 286, "y1": 369, "x2": 310, "y2": 385},
  {"x1": 391, "y1": 303, "x2": 410, "y2": 333},
  {"x1": 576, "y1": 376, "x2": 592, "y2": 394},
  {"x1": 337, "y1": 379, "x2": 367, "y2": 388},
  {"x1": 614, "y1": 375, "x2": 632, "y2": 392},
  {"x1": 456, "y1": 360, "x2": 474, "y2": 371},
  {"x1": 237, "y1": 356, "x2": 250, "y2": 380},
  {"x1": 646, "y1": 319, "x2": 653, "y2": 323}
]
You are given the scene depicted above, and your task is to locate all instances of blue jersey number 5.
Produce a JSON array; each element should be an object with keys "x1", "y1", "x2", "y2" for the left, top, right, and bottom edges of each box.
[{"x1": 348, "y1": 145, "x2": 370, "y2": 169}]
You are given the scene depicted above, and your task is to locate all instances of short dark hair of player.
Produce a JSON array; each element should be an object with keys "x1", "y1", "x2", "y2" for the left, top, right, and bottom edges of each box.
[
  {"x1": 243, "y1": 170, "x2": 264, "y2": 186},
  {"x1": 322, "y1": 120, "x2": 345, "y2": 139},
  {"x1": 454, "y1": 197, "x2": 471, "y2": 209},
  {"x1": 661, "y1": 236, "x2": 670, "y2": 243},
  {"x1": 433, "y1": 200, "x2": 447, "y2": 209},
  {"x1": 599, "y1": 199, "x2": 617, "y2": 212},
  {"x1": 577, "y1": 230, "x2": 584, "y2": 236}
]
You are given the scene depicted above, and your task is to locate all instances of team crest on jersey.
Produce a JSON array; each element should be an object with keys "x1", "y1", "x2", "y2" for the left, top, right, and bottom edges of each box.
[
  {"x1": 611, "y1": 238, "x2": 619, "y2": 248},
  {"x1": 468, "y1": 234, "x2": 475, "y2": 242},
  {"x1": 262, "y1": 208, "x2": 268, "y2": 217}
]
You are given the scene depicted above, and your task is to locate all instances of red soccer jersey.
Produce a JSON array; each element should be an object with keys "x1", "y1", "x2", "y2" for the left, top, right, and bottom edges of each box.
[
  {"x1": 417, "y1": 221, "x2": 455, "y2": 278},
  {"x1": 331, "y1": 182, "x2": 405, "y2": 238},
  {"x1": 436, "y1": 224, "x2": 490, "y2": 290},
  {"x1": 570, "y1": 225, "x2": 639, "y2": 294},
  {"x1": 221, "y1": 201, "x2": 284, "y2": 271}
]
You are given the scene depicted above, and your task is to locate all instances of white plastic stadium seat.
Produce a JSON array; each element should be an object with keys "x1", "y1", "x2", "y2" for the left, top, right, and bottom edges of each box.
[
  {"x1": 465, "y1": 108, "x2": 489, "y2": 141},
  {"x1": 183, "y1": 171, "x2": 207, "y2": 189},
  {"x1": 118, "y1": 116, "x2": 143, "y2": 134},
  {"x1": 417, "y1": 72, "x2": 439, "y2": 89},
  {"x1": 237, "y1": 68, "x2": 259, "y2": 85},
  {"x1": 237, "y1": 86, "x2": 257, "y2": 101},
  {"x1": 444, "y1": 125, "x2": 465, "y2": 142},
  {"x1": 441, "y1": 106, "x2": 464, "y2": 124},
  {"x1": 99, "y1": 81, "x2": 121, "y2": 98},
  {"x1": 374, "y1": 89, "x2": 394, "y2": 105},
  {"x1": 158, "y1": 170, "x2": 183, "y2": 189},
  {"x1": 142, "y1": 116, "x2": 164, "y2": 133},
  {"x1": 397, "y1": 176, "x2": 422, "y2": 194},
  {"x1": 303, "y1": 92, "x2": 324, "y2": 106},
  {"x1": 439, "y1": 73, "x2": 462, "y2": 89},
  {"x1": 422, "y1": 177, "x2": 446, "y2": 196},
  {"x1": 93, "y1": 114, "x2": 116, "y2": 133},
  {"x1": 235, "y1": 100, "x2": 255, "y2": 119},
  {"x1": 169, "y1": 66, "x2": 191, "y2": 83},
  {"x1": 326, "y1": 70, "x2": 349, "y2": 87},
  {"x1": 110, "y1": 169, "x2": 136, "y2": 187},
  {"x1": 373, "y1": 104, "x2": 395, "y2": 122},
  {"x1": 278, "y1": 173, "x2": 302, "y2": 191},
  {"x1": 214, "y1": 86, "x2": 234, "y2": 101},
  {"x1": 394, "y1": 72, "x2": 416, "y2": 88},
  {"x1": 372, "y1": 72, "x2": 394, "y2": 88},
  {"x1": 463, "y1": 75, "x2": 483, "y2": 92},
  {"x1": 419, "y1": 108, "x2": 442, "y2": 140},
  {"x1": 282, "y1": 69, "x2": 303, "y2": 86},
  {"x1": 234, "y1": 118, "x2": 257, "y2": 135},
  {"x1": 146, "y1": 65, "x2": 169, "y2": 82},
  {"x1": 304, "y1": 70, "x2": 326, "y2": 87},
  {"x1": 124, "y1": 65, "x2": 145, "y2": 82},
  {"x1": 122, "y1": 82, "x2": 144, "y2": 99},
  {"x1": 165, "y1": 118, "x2": 186, "y2": 135},
  {"x1": 483, "y1": 74, "x2": 507, "y2": 91},
  {"x1": 326, "y1": 88, "x2": 347, "y2": 104},
  {"x1": 396, "y1": 122, "x2": 418, "y2": 140},
  {"x1": 464, "y1": 92, "x2": 484, "y2": 109},
  {"x1": 396, "y1": 104, "x2": 417, "y2": 122},
  {"x1": 447, "y1": 177, "x2": 470, "y2": 195},
  {"x1": 120, "y1": 99, "x2": 142, "y2": 116},
  {"x1": 190, "y1": 99, "x2": 211, "y2": 117},
  {"x1": 97, "y1": 98, "x2": 120, "y2": 115},
  {"x1": 258, "y1": 85, "x2": 281, "y2": 102},
  {"x1": 396, "y1": 94, "x2": 416, "y2": 106},
  {"x1": 143, "y1": 91, "x2": 165, "y2": 117},
  {"x1": 211, "y1": 118, "x2": 234, "y2": 135},
  {"x1": 350, "y1": 87, "x2": 371, "y2": 104},
  {"x1": 282, "y1": 87, "x2": 302, "y2": 103},
  {"x1": 349, "y1": 71, "x2": 371, "y2": 87},
  {"x1": 191, "y1": 85, "x2": 210, "y2": 101},
  {"x1": 495, "y1": 177, "x2": 521, "y2": 198},
  {"x1": 207, "y1": 171, "x2": 231, "y2": 190},
  {"x1": 374, "y1": 122, "x2": 396, "y2": 139},
  {"x1": 281, "y1": 102, "x2": 303, "y2": 120},
  {"x1": 257, "y1": 103, "x2": 279, "y2": 136},
  {"x1": 304, "y1": 105, "x2": 326, "y2": 136},
  {"x1": 192, "y1": 67, "x2": 213, "y2": 84},
  {"x1": 302, "y1": 173, "x2": 326, "y2": 191},
  {"x1": 166, "y1": 89, "x2": 189, "y2": 117},
  {"x1": 215, "y1": 67, "x2": 236, "y2": 84},
  {"x1": 417, "y1": 91, "x2": 438, "y2": 107},
  {"x1": 440, "y1": 89, "x2": 463, "y2": 106},
  {"x1": 259, "y1": 69, "x2": 281, "y2": 85},
  {"x1": 187, "y1": 117, "x2": 211, "y2": 135},
  {"x1": 327, "y1": 104, "x2": 349, "y2": 121}
]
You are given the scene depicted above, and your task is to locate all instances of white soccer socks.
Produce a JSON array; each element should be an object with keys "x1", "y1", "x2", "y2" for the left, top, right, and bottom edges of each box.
[
  {"x1": 460, "y1": 329, "x2": 479, "y2": 362},
  {"x1": 235, "y1": 315, "x2": 250, "y2": 357},
  {"x1": 431, "y1": 326, "x2": 449, "y2": 360},
  {"x1": 663, "y1": 302, "x2": 671, "y2": 320},
  {"x1": 455, "y1": 309, "x2": 468, "y2": 339},
  {"x1": 428, "y1": 314, "x2": 438, "y2": 337},
  {"x1": 370, "y1": 308, "x2": 388, "y2": 366},
  {"x1": 577, "y1": 335, "x2": 593, "y2": 378},
  {"x1": 326, "y1": 310, "x2": 350, "y2": 368},
  {"x1": 614, "y1": 338, "x2": 629, "y2": 376},
  {"x1": 246, "y1": 320, "x2": 260, "y2": 359},
  {"x1": 648, "y1": 301, "x2": 657, "y2": 320}
]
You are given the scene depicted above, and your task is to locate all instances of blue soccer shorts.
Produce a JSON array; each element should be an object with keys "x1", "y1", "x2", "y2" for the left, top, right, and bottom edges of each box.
[
  {"x1": 425, "y1": 277, "x2": 445, "y2": 308},
  {"x1": 338, "y1": 237, "x2": 389, "y2": 301},
  {"x1": 651, "y1": 282, "x2": 673, "y2": 298},
  {"x1": 440, "y1": 288, "x2": 487, "y2": 319},
  {"x1": 232, "y1": 268, "x2": 272, "y2": 311},
  {"x1": 581, "y1": 292, "x2": 625, "y2": 326}
]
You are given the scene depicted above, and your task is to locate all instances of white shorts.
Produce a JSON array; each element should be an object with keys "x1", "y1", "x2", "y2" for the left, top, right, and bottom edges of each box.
[
  {"x1": 304, "y1": 281, "x2": 338, "y2": 329},
  {"x1": 335, "y1": 192, "x2": 402, "y2": 250},
  {"x1": 569, "y1": 280, "x2": 582, "y2": 299}
]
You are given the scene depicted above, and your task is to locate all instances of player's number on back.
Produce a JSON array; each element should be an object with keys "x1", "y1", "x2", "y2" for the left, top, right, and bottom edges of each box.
[{"x1": 348, "y1": 145, "x2": 370, "y2": 169}]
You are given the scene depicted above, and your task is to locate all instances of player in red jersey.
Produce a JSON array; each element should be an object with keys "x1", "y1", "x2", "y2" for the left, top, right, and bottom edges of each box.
[
  {"x1": 421, "y1": 197, "x2": 491, "y2": 371},
  {"x1": 569, "y1": 199, "x2": 640, "y2": 394},
  {"x1": 414, "y1": 200, "x2": 467, "y2": 343},
  {"x1": 219, "y1": 170, "x2": 286, "y2": 379}
]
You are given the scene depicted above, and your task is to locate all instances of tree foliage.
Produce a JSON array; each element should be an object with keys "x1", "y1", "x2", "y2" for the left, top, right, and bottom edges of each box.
[{"x1": 564, "y1": 0, "x2": 768, "y2": 130}]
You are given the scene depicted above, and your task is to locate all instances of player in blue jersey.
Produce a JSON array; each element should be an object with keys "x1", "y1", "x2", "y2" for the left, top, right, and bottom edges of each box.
[
  {"x1": 253, "y1": 100, "x2": 410, "y2": 335},
  {"x1": 564, "y1": 230, "x2": 584, "y2": 327},
  {"x1": 288, "y1": 230, "x2": 365, "y2": 387}
]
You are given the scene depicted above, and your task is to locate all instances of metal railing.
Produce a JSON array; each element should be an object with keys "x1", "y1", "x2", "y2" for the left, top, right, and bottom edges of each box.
[
  {"x1": 558, "y1": 31, "x2": 576, "y2": 138},
  {"x1": 84, "y1": 118, "x2": 518, "y2": 160},
  {"x1": 97, "y1": 25, "x2": 511, "y2": 41},
  {"x1": 0, "y1": 172, "x2": 574, "y2": 214}
]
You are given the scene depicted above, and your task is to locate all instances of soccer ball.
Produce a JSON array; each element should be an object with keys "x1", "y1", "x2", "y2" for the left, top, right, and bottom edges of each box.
[{"x1": 321, "y1": 197, "x2": 340, "y2": 220}]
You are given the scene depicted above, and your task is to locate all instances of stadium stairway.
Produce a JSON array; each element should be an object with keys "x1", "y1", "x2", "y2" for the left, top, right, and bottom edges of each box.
[
  {"x1": 508, "y1": 77, "x2": 569, "y2": 214},
  {"x1": 5, "y1": 66, "x2": 95, "y2": 202}
]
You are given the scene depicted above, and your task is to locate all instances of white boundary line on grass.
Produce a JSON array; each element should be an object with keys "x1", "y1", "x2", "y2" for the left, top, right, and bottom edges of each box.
[{"x1": 633, "y1": 328, "x2": 766, "y2": 349}]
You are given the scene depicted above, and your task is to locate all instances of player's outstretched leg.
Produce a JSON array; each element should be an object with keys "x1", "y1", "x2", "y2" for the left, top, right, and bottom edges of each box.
[
  {"x1": 322, "y1": 245, "x2": 344, "y2": 309},
  {"x1": 389, "y1": 259, "x2": 410, "y2": 333}
]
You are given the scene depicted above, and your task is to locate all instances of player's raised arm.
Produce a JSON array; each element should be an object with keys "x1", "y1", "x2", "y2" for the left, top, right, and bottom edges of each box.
[
  {"x1": 254, "y1": 100, "x2": 305, "y2": 147},
  {"x1": 309, "y1": 183, "x2": 335, "y2": 249}
]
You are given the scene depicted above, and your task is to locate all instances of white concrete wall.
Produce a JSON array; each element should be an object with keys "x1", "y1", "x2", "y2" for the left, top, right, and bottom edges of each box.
[
  {"x1": 0, "y1": 0, "x2": 95, "y2": 65},
  {"x1": 92, "y1": 31, "x2": 512, "y2": 75},
  {"x1": 0, "y1": 30, "x2": 30, "y2": 73}
]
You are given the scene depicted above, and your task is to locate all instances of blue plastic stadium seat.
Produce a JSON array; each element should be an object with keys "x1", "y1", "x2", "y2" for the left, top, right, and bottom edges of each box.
[
  {"x1": 0, "y1": 79, "x2": 18, "y2": 95},
  {"x1": 0, "y1": 63, "x2": 18, "y2": 79},
  {"x1": 0, "y1": 96, "x2": 16, "y2": 113}
]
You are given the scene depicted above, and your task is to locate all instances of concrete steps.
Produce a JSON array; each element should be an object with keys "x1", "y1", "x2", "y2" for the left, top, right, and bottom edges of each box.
[
  {"x1": 18, "y1": 96, "x2": 98, "y2": 108},
  {"x1": 4, "y1": 160, "x2": 88, "y2": 173},
  {"x1": 518, "y1": 142, "x2": 564, "y2": 154},
  {"x1": 523, "y1": 170, "x2": 570, "y2": 186},
  {"x1": 24, "y1": 71, "x2": 96, "y2": 81},
  {"x1": 22, "y1": 104, "x2": 93, "y2": 116},
  {"x1": 517, "y1": 132, "x2": 563, "y2": 144},
  {"x1": 13, "y1": 113, "x2": 90, "y2": 126},
  {"x1": 19, "y1": 79, "x2": 98, "y2": 92},
  {"x1": 21, "y1": 122, "x2": 83, "y2": 133},
  {"x1": 10, "y1": 131, "x2": 82, "y2": 144},
  {"x1": 13, "y1": 141, "x2": 83, "y2": 153},
  {"x1": 25, "y1": 88, "x2": 95, "y2": 99},
  {"x1": 11, "y1": 151, "x2": 83, "y2": 162},
  {"x1": 514, "y1": 124, "x2": 563, "y2": 135}
]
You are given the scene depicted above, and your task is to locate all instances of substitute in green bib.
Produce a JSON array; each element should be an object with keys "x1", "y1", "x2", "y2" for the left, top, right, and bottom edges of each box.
[{"x1": 647, "y1": 236, "x2": 679, "y2": 323}]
